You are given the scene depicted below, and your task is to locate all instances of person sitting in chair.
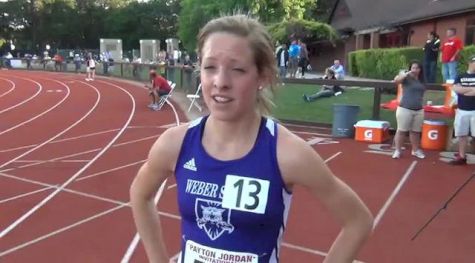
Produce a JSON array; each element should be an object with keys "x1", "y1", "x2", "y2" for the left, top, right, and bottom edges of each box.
[
  {"x1": 146, "y1": 70, "x2": 172, "y2": 111},
  {"x1": 303, "y1": 68, "x2": 344, "y2": 102}
]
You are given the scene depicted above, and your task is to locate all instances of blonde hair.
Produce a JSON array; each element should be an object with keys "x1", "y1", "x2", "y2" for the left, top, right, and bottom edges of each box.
[{"x1": 197, "y1": 14, "x2": 278, "y2": 116}]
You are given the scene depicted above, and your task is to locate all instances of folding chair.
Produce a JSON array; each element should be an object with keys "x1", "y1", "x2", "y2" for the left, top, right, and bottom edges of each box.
[
  {"x1": 155, "y1": 82, "x2": 176, "y2": 110},
  {"x1": 187, "y1": 83, "x2": 202, "y2": 112}
]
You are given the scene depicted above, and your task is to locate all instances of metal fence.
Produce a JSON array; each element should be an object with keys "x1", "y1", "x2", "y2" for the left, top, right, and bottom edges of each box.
[{"x1": 1, "y1": 58, "x2": 449, "y2": 122}]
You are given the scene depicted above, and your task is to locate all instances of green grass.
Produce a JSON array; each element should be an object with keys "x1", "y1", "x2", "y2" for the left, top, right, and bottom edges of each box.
[{"x1": 272, "y1": 83, "x2": 453, "y2": 128}]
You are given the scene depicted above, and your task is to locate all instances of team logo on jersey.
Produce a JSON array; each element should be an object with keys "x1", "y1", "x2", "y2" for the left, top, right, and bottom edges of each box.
[
  {"x1": 195, "y1": 198, "x2": 234, "y2": 240},
  {"x1": 183, "y1": 158, "x2": 197, "y2": 171}
]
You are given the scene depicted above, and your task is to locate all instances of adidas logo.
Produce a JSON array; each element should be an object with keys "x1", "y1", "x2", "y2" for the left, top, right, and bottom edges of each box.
[{"x1": 183, "y1": 158, "x2": 197, "y2": 172}]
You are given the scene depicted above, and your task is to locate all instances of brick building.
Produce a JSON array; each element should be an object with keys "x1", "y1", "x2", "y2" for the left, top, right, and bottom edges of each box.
[{"x1": 311, "y1": 0, "x2": 475, "y2": 72}]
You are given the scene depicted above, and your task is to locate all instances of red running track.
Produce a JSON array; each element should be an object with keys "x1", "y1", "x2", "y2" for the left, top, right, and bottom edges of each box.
[{"x1": 0, "y1": 71, "x2": 474, "y2": 262}]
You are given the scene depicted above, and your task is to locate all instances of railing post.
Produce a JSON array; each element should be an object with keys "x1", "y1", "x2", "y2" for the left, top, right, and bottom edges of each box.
[
  {"x1": 372, "y1": 86, "x2": 382, "y2": 120},
  {"x1": 121, "y1": 63, "x2": 124, "y2": 77}
]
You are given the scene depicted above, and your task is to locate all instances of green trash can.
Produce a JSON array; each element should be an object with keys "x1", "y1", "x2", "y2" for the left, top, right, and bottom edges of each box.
[{"x1": 332, "y1": 104, "x2": 360, "y2": 138}]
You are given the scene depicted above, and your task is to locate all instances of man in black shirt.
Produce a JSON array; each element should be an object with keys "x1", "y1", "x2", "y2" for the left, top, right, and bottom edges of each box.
[
  {"x1": 450, "y1": 55, "x2": 475, "y2": 165},
  {"x1": 423, "y1": 31, "x2": 440, "y2": 83}
]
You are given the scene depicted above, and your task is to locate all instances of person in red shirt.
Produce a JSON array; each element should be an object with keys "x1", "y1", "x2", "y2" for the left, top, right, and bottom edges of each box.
[
  {"x1": 441, "y1": 28, "x2": 463, "y2": 83},
  {"x1": 146, "y1": 70, "x2": 172, "y2": 110}
]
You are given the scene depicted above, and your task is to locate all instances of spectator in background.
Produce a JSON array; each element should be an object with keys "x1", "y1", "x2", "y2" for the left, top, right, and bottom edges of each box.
[
  {"x1": 391, "y1": 60, "x2": 426, "y2": 159},
  {"x1": 441, "y1": 28, "x2": 463, "y2": 83},
  {"x1": 298, "y1": 39, "x2": 309, "y2": 78},
  {"x1": 73, "y1": 54, "x2": 81, "y2": 73},
  {"x1": 276, "y1": 43, "x2": 289, "y2": 82},
  {"x1": 303, "y1": 68, "x2": 344, "y2": 102},
  {"x1": 145, "y1": 70, "x2": 172, "y2": 111},
  {"x1": 288, "y1": 39, "x2": 301, "y2": 78},
  {"x1": 423, "y1": 31, "x2": 440, "y2": 83},
  {"x1": 330, "y1": 59, "x2": 345, "y2": 80},
  {"x1": 53, "y1": 54, "x2": 64, "y2": 71},
  {"x1": 85, "y1": 53, "x2": 96, "y2": 81},
  {"x1": 448, "y1": 55, "x2": 475, "y2": 165}
]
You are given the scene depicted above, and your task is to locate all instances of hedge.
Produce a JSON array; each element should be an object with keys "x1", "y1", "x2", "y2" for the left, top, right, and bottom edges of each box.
[{"x1": 348, "y1": 45, "x2": 475, "y2": 81}]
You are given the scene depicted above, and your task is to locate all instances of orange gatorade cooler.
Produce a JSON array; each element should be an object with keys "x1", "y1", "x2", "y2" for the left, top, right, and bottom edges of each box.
[
  {"x1": 354, "y1": 120, "x2": 390, "y2": 143},
  {"x1": 421, "y1": 120, "x2": 448, "y2": 150}
]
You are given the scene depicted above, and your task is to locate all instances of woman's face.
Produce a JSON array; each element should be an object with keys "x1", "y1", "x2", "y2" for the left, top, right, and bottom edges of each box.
[
  {"x1": 200, "y1": 32, "x2": 264, "y2": 121},
  {"x1": 410, "y1": 63, "x2": 421, "y2": 77}
]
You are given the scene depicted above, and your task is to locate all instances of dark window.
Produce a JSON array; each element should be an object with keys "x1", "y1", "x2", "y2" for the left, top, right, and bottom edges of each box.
[{"x1": 466, "y1": 18, "x2": 475, "y2": 45}]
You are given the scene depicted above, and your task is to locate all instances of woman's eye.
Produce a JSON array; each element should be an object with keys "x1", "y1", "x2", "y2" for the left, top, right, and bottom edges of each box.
[
  {"x1": 233, "y1": 68, "x2": 245, "y2": 73},
  {"x1": 203, "y1": 66, "x2": 215, "y2": 70}
]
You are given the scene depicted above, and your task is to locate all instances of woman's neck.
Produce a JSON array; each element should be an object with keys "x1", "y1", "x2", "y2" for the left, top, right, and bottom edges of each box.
[{"x1": 202, "y1": 112, "x2": 263, "y2": 160}]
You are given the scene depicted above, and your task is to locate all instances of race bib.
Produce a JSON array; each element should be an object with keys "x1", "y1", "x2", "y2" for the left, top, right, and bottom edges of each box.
[
  {"x1": 184, "y1": 240, "x2": 258, "y2": 263},
  {"x1": 221, "y1": 175, "x2": 269, "y2": 214}
]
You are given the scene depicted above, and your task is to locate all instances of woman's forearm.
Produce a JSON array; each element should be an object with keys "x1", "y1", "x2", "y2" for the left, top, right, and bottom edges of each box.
[
  {"x1": 131, "y1": 198, "x2": 169, "y2": 263},
  {"x1": 324, "y1": 211, "x2": 373, "y2": 263}
]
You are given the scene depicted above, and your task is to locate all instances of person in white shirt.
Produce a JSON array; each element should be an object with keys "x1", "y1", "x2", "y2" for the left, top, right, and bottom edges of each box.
[
  {"x1": 330, "y1": 59, "x2": 345, "y2": 80},
  {"x1": 85, "y1": 53, "x2": 96, "y2": 81}
]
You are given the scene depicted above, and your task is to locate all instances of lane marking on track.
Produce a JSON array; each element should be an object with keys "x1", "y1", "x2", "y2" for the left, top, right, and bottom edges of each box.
[
  {"x1": 120, "y1": 180, "x2": 168, "y2": 263},
  {"x1": 12, "y1": 160, "x2": 90, "y2": 163},
  {"x1": 0, "y1": 77, "x2": 42, "y2": 115},
  {"x1": 283, "y1": 123, "x2": 331, "y2": 130},
  {"x1": 0, "y1": 79, "x2": 97, "y2": 170},
  {"x1": 0, "y1": 79, "x2": 136, "y2": 238},
  {"x1": 0, "y1": 172, "x2": 126, "y2": 206},
  {"x1": 0, "y1": 203, "x2": 128, "y2": 258},
  {"x1": 119, "y1": 79, "x2": 181, "y2": 263},
  {"x1": 0, "y1": 134, "x2": 160, "y2": 173},
  {"x1": 0, "y1": 185, "x2": 56, "y2": 204},
  {"x1": 76, "y1": 159, "x2": 147, "y2": 182},
  {"x1": 324, "y1": 152, "x2": 342, "y2": 163},
  {"x1": 373, "y1": 161, "x2": 418, "y2": 229},
  {"x1": 0, "y1": 81, "x2": 70, "y2": 135},
  {"x1": 167, "y1": 184, "x2": 177, "y2": 190},
  {"x1": 0, "y1": 77, "x2": 16, "y2": 98}
]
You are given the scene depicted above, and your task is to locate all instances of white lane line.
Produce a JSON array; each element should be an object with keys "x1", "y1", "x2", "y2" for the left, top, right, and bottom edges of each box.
[
  {"x1": 13, "y1": 160, "x2": 90, "y2": 163},
  {"x1": 284, "y1": 123, "x2": 331, "y2": 130},
  {"x1": 0, "y1": 185, "x2": 56, "y2": 204},
  {"x1": 120, "y1": 180, "x2": 168, "y2": 263},
  {"x1": 167, "y1": 184, "x2": 177, "y2": 190},
  {"x1": 1, "y1": 135, "x2": 160, "y2": 172},
  {"x1": 119, "y1": 80, "x2": 181, "y2": 263},
  {"x1": 0, "y1": 172, "x2": 127, "y2": 207},
  {"x1": 10, "y1": 148, "x2": 101, "y2": 170},
  {"x1": 0, "y1": 204, "x2": 128, "y2": 258},
  {"x1": 296, "y1": 131, "x2": 332, "y2": 137},
  {"x1": 0, "y1": 129, "x2": 120, "y2": 153},
  {"x1": 0, "y1": 80, "x2": 136, "y2": 238},
  {"x1": 324, "y1": 152, "x2": 342, "y2": 163},
  {"x1": 373, "y1": 161, "x2": 418, "y2": 229},
  {"x1": 0, "y1": 80, "x2": 98, "y2": 170},
  {"x1": 76, "y1": 159, "x2": 147, "y2": 182},
  {"x1": 0, "y1": 79, "x2": 71, "y2": 136},
  {"x1": 281, "y1": 242, "x2": 366, "y2": 262},
  {"x1": 0, "y1": 77, "x2": 42, "y2": 114},
  {"x1": 0, "y1": 77, "x2": 15, "y2": 98},
  {"x1": 113, "y1": 134, "x2": 160, "y2": 147}
]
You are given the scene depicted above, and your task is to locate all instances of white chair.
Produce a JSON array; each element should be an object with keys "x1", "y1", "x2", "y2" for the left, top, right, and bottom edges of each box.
[
  {"x1": 187, "y1": 83, "x2": 202, "y2": 112},
  {"x1": 155, "y1": 82, "x2": 177, "y2": 110}
]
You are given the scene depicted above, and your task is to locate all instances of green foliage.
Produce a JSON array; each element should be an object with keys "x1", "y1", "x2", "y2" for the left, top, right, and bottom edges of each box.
[
  {"x1": 267, "y1": 19, "x2": 338, "y2": 44},
  {"x1": 457, "y1": 45, "x2": 475, "y2": 73},
  {"x1": 178, "y1": 0, "x2": 254, "y2": 52},
  {"x1": 348, "y1": 45, "x2": 475, "y2": 80},
  {"x1": 348, "y1": 47, "x2": 424, "y2": 80},
  {"x1": 282, "y1": 0, "x2": 316, "y2": 20}
]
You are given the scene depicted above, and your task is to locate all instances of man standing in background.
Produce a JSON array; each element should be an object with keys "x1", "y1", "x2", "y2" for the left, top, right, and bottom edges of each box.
[
  {"x1": 423, "y1": 31, "x2": 440, "y2": 83},
  {"x1": 441, "y1": 28, "x2": 463, "y2": 83}
]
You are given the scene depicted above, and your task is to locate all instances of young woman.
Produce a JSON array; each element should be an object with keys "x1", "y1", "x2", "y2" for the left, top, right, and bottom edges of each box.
[
  {"x1": 130, "y1": 15, "x2": 373, "y2": 263},
  {"x1": 392, "y1": 60, "x2": 427, "y2": 159},
  {"x1": 303, "y1": 68, "x2": 344, "y2": 102},
  {"x1": 85, "y1": 53, "x2": 96, "y2": 81}
]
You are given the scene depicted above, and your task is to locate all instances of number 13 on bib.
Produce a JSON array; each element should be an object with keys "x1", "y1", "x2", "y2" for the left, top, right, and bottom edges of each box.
[{"x1": 221, "y1": 175, "x2": 270, "y2": 214}]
